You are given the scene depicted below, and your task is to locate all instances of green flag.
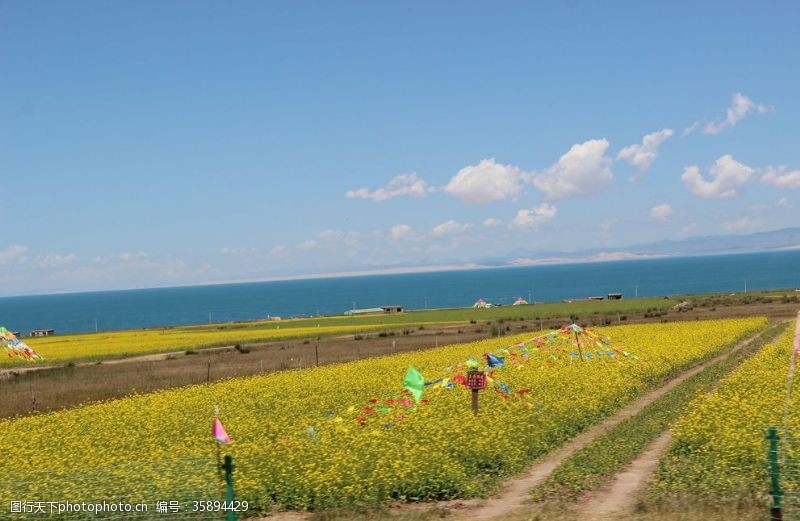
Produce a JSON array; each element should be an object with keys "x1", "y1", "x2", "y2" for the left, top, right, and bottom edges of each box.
[{"x1": 403, "y1": 366, "x2": 425, "y2": 403}]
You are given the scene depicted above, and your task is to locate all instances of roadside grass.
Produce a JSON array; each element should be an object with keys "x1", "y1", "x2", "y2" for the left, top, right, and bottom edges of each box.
[
  {"x1": 293, "y1": 501, "x2": 764, "y2": 521},
  {"x1": 528, "y1": 321, "x2": 785, "y2": 504}
]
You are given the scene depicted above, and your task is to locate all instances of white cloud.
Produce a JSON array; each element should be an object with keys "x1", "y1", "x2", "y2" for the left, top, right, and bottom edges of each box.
[
  {"x1": 316, "y1": 229, "x2": 360, "y2": 247},
  {"x1": 650, "y1": 203, "x2": 673, "y2": 221},
  {"x1": 532, "y1": 139, "x2": 614, "y2": 199},
  {"x1": 482, "y1": 218, "x2": 503, "y2": 227},
  {"x1": 85, "y1": 251, "x2": 195, "y2": 280},
  {"x1": 0, "y1": 245, "x2": 28, "y2": 265},
  {"x1": 346, "y1": 173, "x2": 432, "y2": 202},
  {"x1": 683, "y1": 121, "x2": 700, "y2": 136},
  {"x1": 510, "y1": 203, "x2": 557, "y2": 228},
  {"x1": 36, "y1": 253, "x2": 77, "y2": 269},
  {"x1": 390, "y1": 224, "x2": 413, "y2": 240},
  {"x1": 220, "y1": 247, "x2": 257, "y2": 256},
  {"x1": 432, "y1": 220, "x2": 472, "y2": 236},
  {"x1": 270, "y1": 245, "x2": 289, "y2": 256},
  {"x1": 617, "y1": 129, "x2": 674, "y2": 179},
  {"x1": 681, "y1": 155, "x2": 754, "y2": 198},
  {"x1": 777, "y1": 197, "x2": 792, "y2": 208},
  {"x1": 761, "y1": 166, "x2": 800, "y2": 189},
  {"x1": 316, "y1": 229, "x2": 342, "y2": 240},
  {"x1": 703, "y1": 92, "x2": 772, "y2": 135},
  {"x1": 296, "y1": 240, "x2": 318, "y2": 251},
  {"x1": 681, "y1": 223, "x2": 697, "y2": 235},
  {"x1": 92, "y1": 251, "x2": 149, "y2": 263},
  {"x1": 443, "y1": 158, "x2": 529, "y2": 203},
  {"x1": 724, "y1": 216, "x2": 755, "y2": 232},
  {"x1": 597, "y1": 218, "x2": 619, "y2": 234}
]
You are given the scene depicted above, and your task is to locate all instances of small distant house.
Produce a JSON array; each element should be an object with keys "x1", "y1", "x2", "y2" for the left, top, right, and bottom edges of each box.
[
  {"x1": 473, "y1": 298, "x2": 489, "y2": 308},
  {"x1": 586, "y1": 296, "x2": 604, "y2": 301},
  {"x1": 607, "y1": 293, "x2": 623, "y2": 300},
  {"x1": 266, "y1": 315, "x2": 282, "y2": 321},
  {"x1": 30, "y1": 329, "x2": 55, "y2": 337},
  {"x1": 512, "y1": 297, "x2": 528, "y2": 306},
  {"x1": 381, "y1": 305, "x2": 403, "y2": 314}
]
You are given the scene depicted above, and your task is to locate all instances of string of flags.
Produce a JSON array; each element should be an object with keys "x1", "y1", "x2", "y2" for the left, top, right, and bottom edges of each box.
[
  {"x1": 304, "y1": 324, "x2": 633, "y2": 434},
  {"x1": 209, "y1": 324, "x2": 635, "y2": 446},
  {"x1": 0, "y1": 327, "x2": 43, "y2": 361}
]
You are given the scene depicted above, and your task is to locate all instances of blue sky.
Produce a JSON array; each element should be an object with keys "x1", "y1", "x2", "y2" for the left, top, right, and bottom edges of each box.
[{"x1": 1, "y1": 1, "x2": 799, "y2": 295}]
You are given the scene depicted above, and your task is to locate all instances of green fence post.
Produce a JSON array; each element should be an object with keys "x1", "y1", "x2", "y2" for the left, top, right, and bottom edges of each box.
[
  {"x1": 767, "y1": 427, "x2": 783, "y2": 521},
  {"x1": 222, "y1": 455, "x2": 237, "y2": 521}
]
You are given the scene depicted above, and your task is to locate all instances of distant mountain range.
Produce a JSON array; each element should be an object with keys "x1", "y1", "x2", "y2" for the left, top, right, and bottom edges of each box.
[{"x1": 481, "y1": 227, "x2": 800, "y2": 267}]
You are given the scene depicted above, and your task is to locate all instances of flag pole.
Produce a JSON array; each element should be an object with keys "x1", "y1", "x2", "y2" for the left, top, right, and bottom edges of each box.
[
  {"x1": 574, "y1": 330, "x2": 584, "y2": 361},
  {"x1": 214, "y1": 405, "x2": 222, "y2": 476}
]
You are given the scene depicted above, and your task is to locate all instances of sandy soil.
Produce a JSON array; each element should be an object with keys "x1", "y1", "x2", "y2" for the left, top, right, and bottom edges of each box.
[{"x1": 574, "y1": 431, "x2": 674, "y2": 518}]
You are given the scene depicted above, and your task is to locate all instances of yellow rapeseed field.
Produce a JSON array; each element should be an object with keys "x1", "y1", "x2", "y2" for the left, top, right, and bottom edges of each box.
[
  {"x1": 651, "y1": 320, "x2": 798, "y2": 503},
  {"x1": 0, "y1": 318, "x2": 765, "y2": 514},
  {"x1": 8, "y1": 324, "x2": 393, "y2": 365}
]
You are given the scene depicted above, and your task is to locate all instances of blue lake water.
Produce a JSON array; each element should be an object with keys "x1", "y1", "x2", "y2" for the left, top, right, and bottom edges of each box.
[{"x1": 1, "y1": 250, "x2": 798, "y2": 335}]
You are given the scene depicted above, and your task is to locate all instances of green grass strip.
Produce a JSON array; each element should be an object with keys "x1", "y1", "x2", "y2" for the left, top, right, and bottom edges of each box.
[{"x1": 530, "y1": 322, "x2": 785, "y2": 503}]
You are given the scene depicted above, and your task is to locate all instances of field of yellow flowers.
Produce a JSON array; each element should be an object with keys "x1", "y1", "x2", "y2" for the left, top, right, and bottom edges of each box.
[
  {"x1": 650, "y1": 319, "x2": 797, "y2": 504},
  {"x1": 8, "y1": 323, "x2": 393, "y2": 366},
  {"x1": 0, "y1": 318, "x2": 765, "y2": 514}
]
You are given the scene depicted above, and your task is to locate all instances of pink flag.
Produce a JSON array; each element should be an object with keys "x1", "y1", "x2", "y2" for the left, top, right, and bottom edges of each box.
[{"x1": 212, "y1": 417, "x2": 231, "y2": 444}]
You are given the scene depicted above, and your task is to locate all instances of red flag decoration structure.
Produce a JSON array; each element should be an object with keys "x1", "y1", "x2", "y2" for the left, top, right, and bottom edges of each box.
[
  {"x1": 0, "y1": 327, "x2": 43, "y2": 362},
  {"x1": 520, "y1": 323, "x2": 633, "y2": 363},
  {"x1": 312, "y1": 324, "x2": 633, "y2": 431},
  {"x1": 430, "y1": 324, "x2": 633, "y2": 409}
]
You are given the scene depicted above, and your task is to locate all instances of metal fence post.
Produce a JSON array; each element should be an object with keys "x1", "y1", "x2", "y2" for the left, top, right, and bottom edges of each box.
[
  {"x1": 767, "y1": 427, "x2": 783, "y2": 521},
  {"x1": 223, "y1": 455, "x2": 237, "y2": 521}
]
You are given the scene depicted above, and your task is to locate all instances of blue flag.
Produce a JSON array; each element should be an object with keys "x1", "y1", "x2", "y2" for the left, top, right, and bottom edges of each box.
[{"x1": 486, "y1": 353, "x2": 505, "y2": 367}]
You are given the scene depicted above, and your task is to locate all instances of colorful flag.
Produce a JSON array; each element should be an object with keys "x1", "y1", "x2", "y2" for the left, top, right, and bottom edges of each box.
[
  {"x1": 0, "y1": 327, "x2": 43, "y2": 362},
  {"x1": 485, "y1": 353, "x2": 505, "y2": 367},
  {"x1": 212, "y1": 417, "x2": 231, "y2": 444},
  {"x1": 403, "y1": 366, "x2": 425, "y2": 403}
]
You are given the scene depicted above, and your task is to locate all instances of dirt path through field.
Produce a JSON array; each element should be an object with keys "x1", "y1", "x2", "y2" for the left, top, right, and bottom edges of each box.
[
  {"x1": 572, "y1": 430, "x2": 673, "y2": 518},
  {"x1": 454, "y1": 328, "x2": 767, "y2": 520},
  {"x1": 260, "y1": 329, "x2": 767, "y2": 521}
]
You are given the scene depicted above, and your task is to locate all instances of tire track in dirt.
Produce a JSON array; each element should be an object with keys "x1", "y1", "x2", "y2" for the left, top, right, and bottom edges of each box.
[
  {"x1": 572, "y1": 430, "x2": 673, "y2": 518},
  {"x1": 455, "y1": 328, "x2": 767, "y2": 520}
]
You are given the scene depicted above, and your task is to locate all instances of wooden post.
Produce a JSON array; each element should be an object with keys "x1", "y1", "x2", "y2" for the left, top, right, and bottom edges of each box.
[
  {"x1": 315, "y1": 343, "x2": 320, "y2": 366},
  {"x1": 207, "y1": 360, "x2": 211, "y2": 384},
  {"x1": 574, "y1": 331, "x2": 584, "y2": 361},
  {"x1": 467, "y1": 369, "x2": 486, "y2": 416},
  {"x1": 216, "y1": 442, "x2": 222, "y2": 477}
]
